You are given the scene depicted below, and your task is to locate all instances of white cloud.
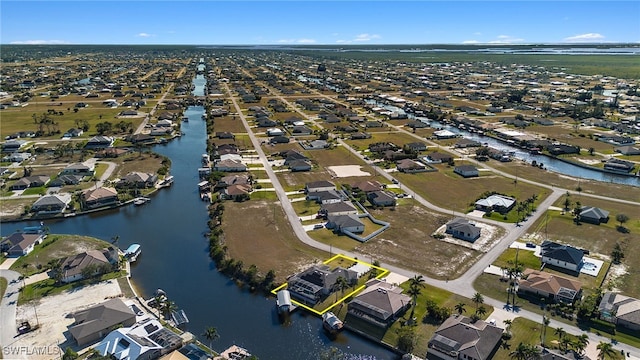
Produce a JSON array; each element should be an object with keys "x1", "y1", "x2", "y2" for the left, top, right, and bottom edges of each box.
[
  {"x1": 488, "y1": 35, "x2": 524, "y2": 44},
  {"x1": 137, "y1": 33, "x2": 154, "y2": 38},
  {"x1": 10, "y1": 40, "x2": 70, "y2": 45},
  {"x1": 354, "y1": 33, "x2": 381, "y2": 42},
  {"x1": 296, "y1": 38, "x2": 316, "y2": 44},
  {"x1": 563, "y1": 33, "x2": 605, "y2": 42},
  {"x1": 462, "y1": 40, "x2": 480, "y2": 44},
  {"x1": 277, "y1": 38, "x2": 316, "y2": 44}
]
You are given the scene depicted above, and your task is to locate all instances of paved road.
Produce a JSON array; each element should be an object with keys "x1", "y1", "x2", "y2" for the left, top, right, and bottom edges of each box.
[{"x1": 0, "y1": 269, "x2": 22, "y2": 348}]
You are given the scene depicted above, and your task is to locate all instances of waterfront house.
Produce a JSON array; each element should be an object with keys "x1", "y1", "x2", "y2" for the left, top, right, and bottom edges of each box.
[
  {"x1": 216, "y1": 174, "x2": 251, "y2": 189},
  {"x1": 213, "y1": 159, "x2": 247, "y2": 172},
  {"x1": 1, "y1": 232, "x2": 45, "y2": 257},
  {"x1": 221, "y1": 184, "x2": 252, "y2": 200},
  {"x1": 540, "y1": 240, "x2": 584, "y2": 272},
  {"x1": 454, "y1": 165, "x2": 479, "y2": 178},
  {"x1": 454, "y1": 138, "x2": 482, "y2": 148},
  {"x1": 517, "y1": 269, "x2": 582, "y2": 303},
  {"x1": 347, "y1": 279, "x2": 411, "y2": 328},
  {"x1": 445, "y1": 217, "x2": 481, "y2": 242},
  {"x1": 426, "y1": 315, "x2": 502, "y2": 360},
  {"x1": 433, "y1": 129, "x2": 457, "y2": 139},
  {"x1": 93, "y1": 318, "x2": 182, "y2": 359},
  {"x1": 326, "y1": 214, "x2": 365, "y2": 234},
  {"x1": 475, "y1": 194, "x2": 516, "y2": 214},
  {"x1": 119, "y1": 171, "x2": 158, "y2": 188},
  {"x1": 31, "y1": 193, "x2": 72, "y2": 214},
  {"x1": 598, "y1": 292, "x2": 640, "y2": 331},
  {"x1": 68, "y1": 298, "x2": 137, "y2": 346},
  {"x1": 59, "y1": 248, "x2": 116, "y2": 283},
  {"x1": 81, "y1": 187, "x2": 119, "y2": 210},
  {"x1": 603, "y1": 158, "x2": 635, "y2": 173},
  {"x1": 287, "y1": 265, "x2": 358, "y2": 305},
  {"x1": 579, "y1": 206, "x2": 609, "y2": 224}
]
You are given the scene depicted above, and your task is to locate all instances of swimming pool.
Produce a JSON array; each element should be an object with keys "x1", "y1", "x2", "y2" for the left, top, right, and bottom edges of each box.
[{"x1": 582, "y1": 262, "x2": 597, "y2": 271}]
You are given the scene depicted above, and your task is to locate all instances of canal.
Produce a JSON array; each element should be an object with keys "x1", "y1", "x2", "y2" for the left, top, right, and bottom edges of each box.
[{"x1": 3, "y1": 73, "x2": 398, "y2": 359}]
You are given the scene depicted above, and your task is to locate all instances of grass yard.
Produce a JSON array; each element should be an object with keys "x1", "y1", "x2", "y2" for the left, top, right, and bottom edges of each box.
[
  {"x1": 112, "y1": 152, "x2": 166, "y2": 178},
  {"x1": 221, "y1": 199, "x2": 328, "y2": 282},
  {"x1": 10, "y1": 234, "x2": 113, "y2": 276},
  {"x1": 0, "y1": 277, "x2": 7, "y2": 299},
  {"x1": 345, "y1": 131, "x2": 425, "y2": 151},
  {"x1": 354, "y1": 200, "x2": 494, "y2": 280},
  {"x1": 394, "y1": 167, "x2": 551, "y2": 214},
  {"x1": 18, "y1": 271, "x2": 126, "y2": 305}
]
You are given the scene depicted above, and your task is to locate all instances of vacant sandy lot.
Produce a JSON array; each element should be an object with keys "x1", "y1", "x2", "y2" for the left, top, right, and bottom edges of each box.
[
  {"x1": 327, "y1": 165, "x2": 371, "y2": 178},
  {"x1": 10, "y1": 280, "x2": 122, "y2": 360}
]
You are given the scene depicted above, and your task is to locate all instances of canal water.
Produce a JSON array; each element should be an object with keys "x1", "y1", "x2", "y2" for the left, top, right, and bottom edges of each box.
[{"x1": 2, "y1": 74, "x2": 398, "y2": 359}]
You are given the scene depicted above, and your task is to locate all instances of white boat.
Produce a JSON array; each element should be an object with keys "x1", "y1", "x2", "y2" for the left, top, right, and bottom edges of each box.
[
  {"x1": 133, "y1": 197, "x2": 151, "y2": 206},
  {"x1": 159, "y1": 175, "x2": 174, "y2": 187},
  {"x1": 322, "y1": 312, "x2": 343, "y2": 334},
  {"x1": 125, "y1": 244, "x2": 141, "y2": 262},
  {"x1": 182, "y1": 116, "x2": 189, "y2": 122}
]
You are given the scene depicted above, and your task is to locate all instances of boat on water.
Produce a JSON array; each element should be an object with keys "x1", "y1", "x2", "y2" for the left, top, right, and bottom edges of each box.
[
  {"x1": 322, "y1": 312, "x2": 343, "y2": 334},
  {"x1": 133, "y1": 197, "x2": 151, "y2": 206},
  {"x1": 124, "y1": 244, "x2": 142, "y2": 262},
  {"x1": 182, "y1": 116, "x2": 189, "y2": 122},
  {"x1": 276, "y1": 289, "x2": 293, "y2": 315},
  {"x1": 171, "y1": 309, "x2": 189, "y2": 327},
  {"x1": 159, "y1": 175, "x2": 174, "y2": 187}
]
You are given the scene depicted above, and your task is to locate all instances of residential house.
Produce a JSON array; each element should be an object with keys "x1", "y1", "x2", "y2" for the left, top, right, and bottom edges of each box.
[
  {"x1": 81, "y1": 187, "x2": 119, "y2": 210},
  {"x1": 1, "y1": 232, "x2": 45, "y2": 257},
  {"x1": 68, "y1": 298, "x2": 137, "y2": 346},
  {"x1": 405, "y1": 142, "x2": 427, "y2": 153},
  {"x1": 426, "y1": 315, "x2": 502, "y2": 360},
  {"x1": 540, "y1": 240, "x2": 584, "y2": 272},
  {"x1": 475, "y1": 194, "x2": 516, "y2": 214},
  {"x1": 59, "y1": 248, "x2": 117, "y2": 283},
  {"x1": 367, "y1": 190, "x2": 396, "y2": 207},
  {"x1": 11, "y1": 175, "x2": 49, "y2": 190},
  {"x1": 615, "y1": 145, "x2": 640, "y2": 156},
  {"x1": 287, "y1": 264, "x2": 358, "y2": 305},
  {"x1": 319, "y1": 201, "x2": 358, "y2": 217},
  {"x1": 48, "y1": 174, "x2": 82, "y2": 187},
  {"x1": 351, "y1": 180, "x2": 383, "y2": 193},
  {"x1": 216, "y1": 132, "x2": 235, "y2": 139},
  {"x1": 270, "y1": 135, "x2": 290, "y2": 144},
  {"x1": 61, "y1": 163, "x2": 95, "y2": 177},
  {"x1": 445, "y1": 217, "x2": 481, "y2": 242},
  {"x1": 63, "y1": 128, "x2": 84, "y2": 137},
  {"x1": 221, "y1": 184, "x2": 252, "y2": 200},
  {"x1": 31, "y1": 193, "x2": 72, "y2": 214},
  {"x1": 603, "y1": 158, "x2": 634, "y2": 173},
  {"x1": 93, "y1": 318, "x2": 182, "y2": 359},
  {"x1": 119, "y1": 172, "x2": 158, "y2": 188},
  {"x1": 454, "y1": 165, "x2": 479, "y2": 178},
  {"x1": 326, "y1": 214, "x2": 365, "y2": 234},
  {"x1": 301, "y1": 139, "x2": 329, "y2": 150},
  {"x1": 579, "y1": 206, "x2": 610, "y2": 224},
  {"x1": 2, "y1": 152, "x2": 31, "y2": 163},
  {"x1": 427, "y1": 152, "x2": 453, "y2": 164},
  {"x1": 305, "y1": 180, "x2": 335, "y2": 193},
  {"x1": 213, "y1": 159, "x2": 247, "y2": 172},
  {"x1": 396, "y1": 159, "x2": 427, "y2": 173},
  {"x1": 454, "y1": 138, "x2": 482, "y2": 148},
  {"x1": 257, "y1": 118, "x2": 277, "y2": 128},
  {"x1": 266, "y1": 128, "x2": 284, "y2": 137},
  {"x1": 307, "y1": 189, "x2": 344, "y2": 204},
  {"x1": 433, "y1": 129, "x2": 458, "y2": 139},
  {"x1": 347, "y1": 279, "x2": 412, "y2": 328},
  {"x1": 288, "y1": 159, "x2": 312, "y2": 172},
  {"x1": 1, "y1": 139, "x2": 27, "y2": 153},
  {"x1": 518, "y1": 269, "x2": 582, "y2": 303},
  {"x1": 291, "y1": 125, "x2": 312, "y2": 136},
  {"x1": 85, "y1": 136, "x2": 114, "y2": 149},
  {"x1": 128, "y1": 133, "x2": 155, "y2": 144},
  {"x1": 216, "y1": 174, "x2": 251, "y2": 189},
  {"x1": 598, "y1": 292, "x2": 640, "y2": 331}
]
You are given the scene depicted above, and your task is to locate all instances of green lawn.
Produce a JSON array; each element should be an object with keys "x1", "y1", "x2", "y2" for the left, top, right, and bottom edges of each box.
[{"x1": 18, "y1": 271, "x2": 126, "y2": 305}]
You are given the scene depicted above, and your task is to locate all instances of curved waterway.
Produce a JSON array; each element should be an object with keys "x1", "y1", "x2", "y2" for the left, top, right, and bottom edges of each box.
[{"x1": 3, "y1": 75, "x2": 398, "y2": 359}]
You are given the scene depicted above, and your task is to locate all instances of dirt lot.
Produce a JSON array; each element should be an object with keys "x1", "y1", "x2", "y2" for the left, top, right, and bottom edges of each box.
[{"x1": 12, "y1": 280, "x2": 123, "y2": 360}]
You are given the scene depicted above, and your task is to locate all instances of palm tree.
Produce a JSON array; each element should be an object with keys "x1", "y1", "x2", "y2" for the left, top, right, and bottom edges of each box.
[
  {"x1": 573, "y1": 334, "x2": 589, "y2": 356},
  {"x1": 454, "y1": 302, "x2": 466, "y2": 315},
  {"x1": 472, "y1": 292, "x2": 484, "y2": 312},
  {"x1": 526, "y1": 344, "x2": 542, "y2": 360},
  {"x1": 510, "y1": 343, "x2": 529, "y2": 360},
  {"x1": 541, "y1": 315, "x2": 550, "y2": 347},
  {"x1": 596, "y1": 342, "x2": 617, "y2": 360},
  {"x1": 503, "y1": 319, "x2": 513, "y2": 335},
  {"x1": 202, "y1": 326, "x2": 219, "y2": 351},
  {"x1": 559, "y1": 336, "x2": 572, "y2": 354},
  {"x1": 476, "y1": 305, "x2": 487, "y2": 317},
  {"x1": 554, "y1": 327, "x2": 566, "y2": 341},
  {"x1": 334, "y1": 276, "x2": 348, "y2": 301},
  {"x1": 406, "y1": 285, "x2": 422, "y2": 323},
  {"x1": 408, "y1": 275, "x2": 425, "y2": 292}
]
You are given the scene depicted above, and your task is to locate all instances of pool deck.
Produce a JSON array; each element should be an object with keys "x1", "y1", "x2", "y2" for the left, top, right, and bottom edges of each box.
[{"x1": 580, "y1": 256, "x2": 604, "y2": 277}]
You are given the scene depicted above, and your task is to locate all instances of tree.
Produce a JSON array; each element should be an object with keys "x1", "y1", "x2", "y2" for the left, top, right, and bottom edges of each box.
[
  {"x1": 510, "y1": 343, "x2": 530, "y2": 360},
  {"x1": 596, "y1": 341, "x2": 617, "y2": 360},
  {"x1": 396, "y1": 327, "x2": 417, "y2": 353},
  {"x1": 454, "y1": 302, "x2": 466, "y2": 315},
  {"x1": 573, "y1": 201, "x2": 582, "y2": 224},
  {"x1": 503, "y1": 319, "x2": 513, "y2": 335},
  {"x1": 407, "y1": 275, "x2": 425, "y2": 321},
  {"x1": 563, "y1": 192, "x2": 571, "y2": 212},
  {"x1": 62, "y1": 347, "x2": 78, "y2": 360},
  {"x1": 476, "y1": 305, "x2": 487, "y2": 317},
  {"x1": 541, "y1": 315, "x2": 550, "y2": 347},
  {"x1": 334, "y1": 276, "x2": 348, "y2": 301},
  {"x1": 472, "y1": 292, "x2": 484, "y2": 312},
  {"x1": 202, "y1": 326, "x2": 219, "y2": 350},
  {"x1": 573, "y1": 334, "x2": 589, "y2": 356},
  {"x1": 616, "y1": 213, "x2": 629, "y2": 231},
  {"x1": 611, "y1": 243, "x2": 625, "y2": 264}
]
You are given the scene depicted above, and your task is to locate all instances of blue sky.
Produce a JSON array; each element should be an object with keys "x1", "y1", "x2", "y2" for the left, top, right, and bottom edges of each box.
[{"x1": 2, "y1": 1, "x2": 639, "y2": 45}]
